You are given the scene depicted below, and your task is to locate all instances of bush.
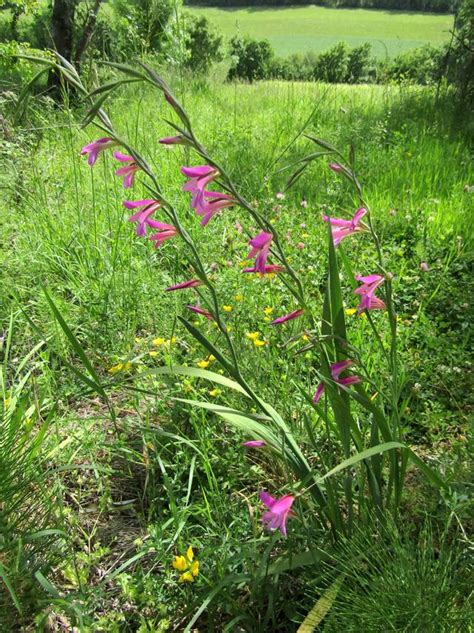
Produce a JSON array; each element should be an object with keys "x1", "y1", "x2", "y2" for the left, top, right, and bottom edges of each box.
[
  {"x1": 227, "y1": 35, "x2": 274, "y2": 82},
  {"x1": 313, "y1": 42, "x2": 349, "y2": 83},
  {"x1": 182, "y1": 14, "x2": 223, "y2": 74},
  {"x1": 346, "y1": 43, "x2": 373, "y2": 83},
  {"x1": 387, "y1": 44, "x2": 445, "y2": 85}
]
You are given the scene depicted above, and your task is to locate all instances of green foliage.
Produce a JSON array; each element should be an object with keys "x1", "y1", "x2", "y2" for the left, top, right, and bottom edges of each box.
[
  {"x1": 228, "y1": 35, "x2": 275, "y2": 82},
  {"x1": 112, "y1": 0, "x2": 175, "y2": 53},
  {"x1": 182, "y1": 14, "x2": 223, "y2": 74},
  {"x1": 313, "y1": 42, "x2": 349, "y2": 83}
]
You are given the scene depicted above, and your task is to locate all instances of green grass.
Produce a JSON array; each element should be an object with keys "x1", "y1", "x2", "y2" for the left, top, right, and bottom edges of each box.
[
  {"x1": 186, "y1": 5, "x2": 454, "y2": 58},
  {"x1": 1, "y1": 75, "x2": 472, "y2": 629}
]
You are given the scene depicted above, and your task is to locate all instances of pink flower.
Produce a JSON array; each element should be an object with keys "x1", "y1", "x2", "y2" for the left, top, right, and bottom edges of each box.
[
  {"x1": 80, "y1": 137, "x2": 117, "y2": 166},
  {"x1": 297, "y1": 242, "x2": 305, "y2": 249},
  {"x1": 323, "y1": 207, "x2": 367, "y2": 246},
  {"x1": 276, "y1": 192, "x2": 285, "y2": 200},
  {"x1": 165, "y1": 279, "x2": 202, "y2": 292},
  {"x1": 300, "y1": 200, "x2": 308, "y2": 208},
  {"x1": 271, "y1": 309, "x2": 304, "y2": 325},
  {"x1": 159, "y1": 135, "x2": 187, "y2": 145},
  {"x1": 196, "y1": 191, "x2": 237, "y2": 226},
  {"x1": 149, "y1": 223, "x2": 177, "y2": 248},
  {"x1": 420, "y1": 262, "x2": 429, "y2": 272},
  {"x1": 354, "y1": 274, "x2": 386, "y2": 313},
  {"x1": 242, "y1": 440, "x2": 266, "y2": 448},
  {"x1": 186, "y1": 305, "x2": 213, "y2": 321},
  {"x1": 313, "y1": 360, "x2": 361, "y2": 403},
  {"x1": 260, "y1": 491, "x2": 295, "y2": 537},
  {"x1": 329, "y1": 162, "x2": 343, "y2": 173},
  {"x1": 182, "y1": 165, "x2": 219, "y2": 208},
  {"x1": 242, "y1": 265, "x2": 284, "y2": 274},
  {"x1": 247, "y1": 231, "x2": 273, "y2": 273},
  {"x1": 114, "y1": 152, "x2": 140, "y2": 188},
  {"x1": 300, "y1": 222, "x2": 306, "y2": 228},
  {"x1": 124, "y1": 199, "x2": 161, "y2": 236}
]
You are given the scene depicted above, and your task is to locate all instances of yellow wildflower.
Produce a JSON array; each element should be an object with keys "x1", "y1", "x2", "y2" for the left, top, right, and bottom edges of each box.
[
  {"x1": 209, "y1": 388, "x2": 221, "y2": 397},
  {"x1": 345, "y1": 308, "x2": 357, "y2": 316},
  {"x1": 234, "y1": 293, "x2": 243, "y2": 301},
  {"x1": 208, "y1": 355, "x2": 216, "y2": 362},
  {"x1": 223, "y1": 305, "x2": 233, "y2": 312},
  {"x1": 134, "y1": 337, "x2": 142, "y2": 343},
  {"x1": 168, "y1": 336, "x2": 177, "y2": 344},
  {"x1": 246, "y1": 331, "x2": 260, "y2": 341},
  {"x1": 197, "y1": 360, "x2": 210, "y2": 369},
  {"x1": 254, "y1": 340, "x2": 266, "y2": 347},
  {"x1": 153, "y1": 337, "x2": 166, "y2": 346},
  {"x1": 263, "y1": 307, "x2": 274, "y2": 315},
  {"x1": 301, "y1": 333, "x2": 309, "y2": 341},
  {"x1": 149, "y1": 351, "x2": 158, "y2": 357},
  {"x1": 172, "y1": 546, "x2": 199, "y2": 583},
  {"x1": 108, "y1": 361, "x2": 133, "y2": 374}
]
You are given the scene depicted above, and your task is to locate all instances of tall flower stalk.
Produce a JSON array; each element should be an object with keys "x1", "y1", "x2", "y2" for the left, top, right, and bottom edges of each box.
[{"x1": 31, "y1": 53, "x2": 447, "y2": 542}]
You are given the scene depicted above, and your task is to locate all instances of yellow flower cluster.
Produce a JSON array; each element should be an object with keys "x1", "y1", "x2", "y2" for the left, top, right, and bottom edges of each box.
[
  {"x1": 172, "y1": 546, "x2": 199, "y2": 583},
  {"x1": 246, "y1": 331, "x2": 266, "y2": 347},
  {"x1": 108, "y1": 361, "x2": 133, "y2": 374}
]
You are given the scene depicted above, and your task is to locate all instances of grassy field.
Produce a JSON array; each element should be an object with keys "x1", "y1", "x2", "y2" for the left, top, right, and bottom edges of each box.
[
  {"x1": 1, "y1": 75, "x2": 473, "y2": 629},
  {"x1": 186, "y1": 5, "x2": 454, "y2": 57}
]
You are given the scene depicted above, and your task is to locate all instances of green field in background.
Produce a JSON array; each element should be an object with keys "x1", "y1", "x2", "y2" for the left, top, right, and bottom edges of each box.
[{"x1": 186, "y1": 5, "x2": 453, "y2": 58}]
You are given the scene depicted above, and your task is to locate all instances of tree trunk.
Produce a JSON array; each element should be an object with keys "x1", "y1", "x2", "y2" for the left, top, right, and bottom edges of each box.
[
  {"x1": 48, "y1": 0, "x2": 77, "y2": 91},
  {"x1": 74, "y1": 0, "x2": 104, "y2": 71}
]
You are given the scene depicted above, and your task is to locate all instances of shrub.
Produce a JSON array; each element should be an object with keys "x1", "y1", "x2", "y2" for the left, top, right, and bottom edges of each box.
[
  {"x1": 346, "y1": 43, "x2": 373, "y2": 83},
  {"x1": 227, "y1": 35, "x2": 274, "y2": 82},
  {"x1": 313, "y1": 42, "x2": 349, "y2": 83},
  {"x1": 182, "y1": 14, "x2": 223, "y2": 74}
]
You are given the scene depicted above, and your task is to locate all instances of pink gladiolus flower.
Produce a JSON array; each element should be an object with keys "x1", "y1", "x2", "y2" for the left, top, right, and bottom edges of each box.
[
  {"x1": 271, "y1": 309, "x2": 304, "y2": 325},
  {"x1": 182, "y1": 165, "x2": 219, "y2": 209},
  {"x1": 354, "y1": 274, "x2": 386, "y2": 313},
  {"x1": 124, "y1": 199, "x2": 161, "y2": 236},
  {"x1": 114, "y1": 152, "x2": 140, "y2": 188},
  {"x1": 165, "y1": 279, "x2": 202, "y2": 292},
  {"x1": 81, "y1": 137, "x2": 117, "y2": 166},
  {"x1": 242, "y1": 265, "x2": 284, "y2": 274},
  {"x1": 247, "y1": 231, "x2": 273, "y2": 273},
  {"x1": 242, "y1": 440, "x2": 267, "y2": 448},
  {"x1": 195, "y1": 191, "x2": 237, "y2": 226},
  {"x1": 149, "y1": 223, "x2": 177, "y2": 248},
  {"x1": 313, "y1": 360, "x2": 362, "y2": 404},
  {"x1": 329, "y1": 162, "x2": 343, "y2": 173},
  {"x1": 159, "y1": 135, "x2": 187, "y2": 145},
  {"x1": 260, "y1": 491, "x2": 295, "y2": 537},
  {"x1": 323, "y1": 207, "x2": 367, "y2": 246},
  {"x1": 186, "y1": 305, "x2": 213, "y2": 321}
]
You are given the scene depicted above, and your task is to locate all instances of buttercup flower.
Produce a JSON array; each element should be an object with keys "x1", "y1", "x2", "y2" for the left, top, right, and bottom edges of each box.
[
  {"x1": 313, "y1": 360, "x2": 362, "y2": 403},
  {"x1": 271, "y1": 309, "x2": 304, "y2": 325},
  {"x1": 149, "y1": 223, "x2": 177, "y2": 248},
  {"x1": 81, "y1": 137, "x2": 117, "y2": 166},
  {"x1": 165, "y1": 279, "x2": 202, "y2": 292},
  {"x1": 114, "y1": 152, "x2": 140, "y2": 188},
  {"x1": 260, "y1": 491, "x2": 295, "y2": 537},
  {"x1": 247, "y1": 232, "x2": 273, "y2": 273},
  {"x1": 323, "y1": 207, "x2": 367, "y2": 246},
  {"x1": 124, "y1": 200, "x2": 161, "y2": 236},
  {"x1": 242, "y1": 440, "x2": 266, "y2": 448},
  {"x1": 172, "y1": 546, "x2": 199, "y2": 583},
  {"x1": 354, "y1": 274, "x2": 386, "y2": 313}
]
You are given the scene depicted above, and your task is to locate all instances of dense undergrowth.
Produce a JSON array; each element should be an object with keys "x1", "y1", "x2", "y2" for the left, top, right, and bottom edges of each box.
[{"x1": 0, "y1": 77, "x2": 473, "y2": 630}]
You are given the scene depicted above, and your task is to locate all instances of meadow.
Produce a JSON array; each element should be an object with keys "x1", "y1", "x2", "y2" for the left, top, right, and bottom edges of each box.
[
  {"x1": 186, "y1": 5, "x2": 454, "y2": 57},
  {"x1": 1, "y1": 68, "x2": 473, "y2": 630}
]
